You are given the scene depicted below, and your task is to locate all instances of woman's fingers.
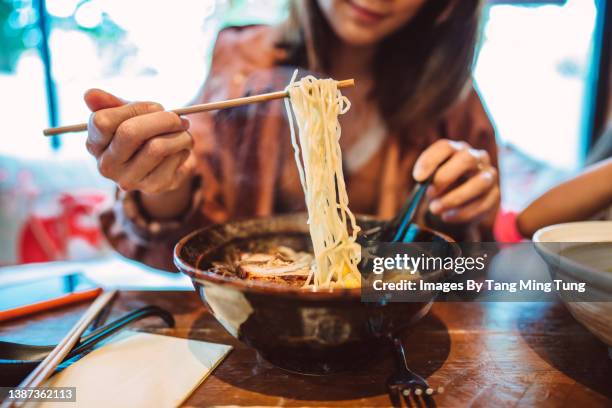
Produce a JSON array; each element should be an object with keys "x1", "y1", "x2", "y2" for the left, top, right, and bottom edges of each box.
[
  {"x1": 139, "y1": 150, "x2": 190, "y2": 195},
  {"x1": 110, "y1": 111, "x2": 187, "y2": 163},
  {"x1": 174, "y1": 151, "x2": 197, "y2": 188},
  {"x1": 429, "y1": 168, "x2": 497, "y2": 215},
  {"x1": 87, "y1": 101, "x2": 163, "y2": 157},
  {"x1": 116, "y1": 130, "x2": 194, "y2": 191},
  {"x1": 430, "y1": 148, "x2": 488, "y2": 196},
  {"x1": 412, "y1": 138, "x2": 498, "y2": 225},
  {"x1": 84, "y1": 88, "x2": 125, "y2": 112},
  {"x1": 84, "y1": 89, "x2": 125, "y2": 157},
  {"x1": 95, "y1": 112, "x2": 188, "y2": 181},
  {"x1": 439, "y1": 184, "x2": 500, "y2": 224},
  {"x1": 412, "y1": 139, "x2": 467, "y2": 182},
  {"x1": 88, "y1": 102, "x2": 166, "y2": 156},
  {"x1": 83, "y1": 88, "x2": 196, "y2": 197}
]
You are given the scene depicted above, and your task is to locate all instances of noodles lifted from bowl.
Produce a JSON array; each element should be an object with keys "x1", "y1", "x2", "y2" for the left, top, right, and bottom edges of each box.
[{"x1": 284, "y1": 73, "x2": 362, "y2": 290}]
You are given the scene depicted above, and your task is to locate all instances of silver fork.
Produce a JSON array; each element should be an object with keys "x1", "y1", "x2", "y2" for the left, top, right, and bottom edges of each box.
[{"x1": 386, "y1": 337, "x2": 439, "y2": 407}]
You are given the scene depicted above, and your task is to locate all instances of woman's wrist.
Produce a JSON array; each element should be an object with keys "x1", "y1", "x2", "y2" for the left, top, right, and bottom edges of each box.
[
  {"x1": 139, "y1": 175, "x2": 196, "y2": 221},
  {"x1": 112, "y1": 175, "x2": 202, "y2": 245}
]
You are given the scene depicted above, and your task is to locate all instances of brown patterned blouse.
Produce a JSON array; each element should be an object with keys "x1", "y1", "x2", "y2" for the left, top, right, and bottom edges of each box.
[{"x1": 100, "y1": 25, "x2": 499, "y2": 272}]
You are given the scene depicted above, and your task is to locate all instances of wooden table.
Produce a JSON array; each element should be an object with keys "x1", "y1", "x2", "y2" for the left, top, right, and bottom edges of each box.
[{"x1": 1, "y1": 291, "x2": 611, "y2": 407}]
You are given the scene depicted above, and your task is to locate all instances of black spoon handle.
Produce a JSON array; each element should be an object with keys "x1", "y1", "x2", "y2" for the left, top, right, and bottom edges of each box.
[
  {"x1": 87, "y1": 291, "x2": 118, "y2": 332},
  {"x1": 393, "y1": 180, "x2": 431, "y2": 242},
  {"x1": 379, "y1": 156, "x2": 451, "y2": 244},
  {"x1": 67, "y1": 306, "x2": 175, "y2": 359},
  {"x1": 378, "y1": 179, "x2": 432, "y2": 243}
]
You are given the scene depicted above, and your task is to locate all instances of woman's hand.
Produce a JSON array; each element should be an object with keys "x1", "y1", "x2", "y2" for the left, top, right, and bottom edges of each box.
[
  {"x1": 84, "y1": 89, "x2": 195, "y2": 196},
  {"x1": 84, "y1": 89, "x2": 197, "y2": 220},
  {"x1": 412, "y1": 139, "x2": 499, "y2": 224}
]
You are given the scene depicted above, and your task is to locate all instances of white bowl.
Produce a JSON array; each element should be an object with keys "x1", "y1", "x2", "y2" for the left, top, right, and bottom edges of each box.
[{"x1": 533, "y1": 221, "x2": 612, "y2": 350}]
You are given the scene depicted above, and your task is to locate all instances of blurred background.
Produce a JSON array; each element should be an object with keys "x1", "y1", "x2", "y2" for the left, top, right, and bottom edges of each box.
[{"x1": 0, "y1": 0, "x2": 609, "y2": 265}]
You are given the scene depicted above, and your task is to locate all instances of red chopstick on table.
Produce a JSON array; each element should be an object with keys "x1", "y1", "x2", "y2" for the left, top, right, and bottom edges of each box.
[{"x1": 0, "y1": 287, "x2": 103, "y2": 323}]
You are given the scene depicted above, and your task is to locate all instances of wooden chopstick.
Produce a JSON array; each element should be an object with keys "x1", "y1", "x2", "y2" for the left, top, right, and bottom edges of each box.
[
  {"x1": 2, "y1": 290, "x2": 117, "y2": 408},
  {"x1": 43, "y1": 78, "x2": 355, "y2": 136}
]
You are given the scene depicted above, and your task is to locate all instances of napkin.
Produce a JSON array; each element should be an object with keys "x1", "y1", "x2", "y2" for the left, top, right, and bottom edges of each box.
[{"x1": 34, "y1": 331, "x2": 232, "y2": 408}]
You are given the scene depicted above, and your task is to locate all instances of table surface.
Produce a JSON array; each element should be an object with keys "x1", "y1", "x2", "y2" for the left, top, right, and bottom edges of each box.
[{"x1": 1, "y1": 291, "x2": 611, "y2": 407}]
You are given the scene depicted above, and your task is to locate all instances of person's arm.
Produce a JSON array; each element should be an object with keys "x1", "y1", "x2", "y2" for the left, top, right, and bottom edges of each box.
[
  {"x1": 517, "y1": 158, "x2": 612, "y2": 238},
  {"x1": 139, "y1": 172, "x2": 195, "y2": 219},
  {"x1": 93, "y1": 26, "x2": 284, "y2": 271}
]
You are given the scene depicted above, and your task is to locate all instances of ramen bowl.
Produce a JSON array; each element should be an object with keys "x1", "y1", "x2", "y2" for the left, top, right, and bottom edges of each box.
[
  {"x1": 534, "y1": 221, "x2": 612, "y2": 351},
  {"x1": 174, "y1": 213, "x2": 457, "y2": 374}
]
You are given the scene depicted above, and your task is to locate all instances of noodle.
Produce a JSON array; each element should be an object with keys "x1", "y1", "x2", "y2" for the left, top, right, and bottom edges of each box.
[{"x1": 284, "y1": 72, "x2": 362, "y2": 290}]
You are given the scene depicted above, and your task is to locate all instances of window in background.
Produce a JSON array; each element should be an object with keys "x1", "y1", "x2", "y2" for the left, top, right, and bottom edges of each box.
[
  {"x1": 474, "y1": 0, "x2": 599, "y2": 171},
  {"x1": 48, "y1": 0, "x2": 222, "y2": 157},
  {"x1": 222, "y1": 0, "x2": 287, "y2": 26},
  {"x1": 49, "y1": 0, "x2": 289, "y2": 158},
  {"x1": 0, "y1": 0, "x2": 49, "y2": 158},
  {"x1": 2, "y1": 0, "x2": 602, "y2": 165}
]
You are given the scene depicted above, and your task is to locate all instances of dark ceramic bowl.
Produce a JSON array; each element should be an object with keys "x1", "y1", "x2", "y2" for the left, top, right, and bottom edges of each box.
[{"x1": 174, "y1": 213, "x2": 458, "y2": 374}]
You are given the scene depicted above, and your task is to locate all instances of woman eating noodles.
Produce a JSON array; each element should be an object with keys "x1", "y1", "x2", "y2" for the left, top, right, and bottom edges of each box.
[{"x1": 84, "y1": 0, "x2": 500, "y2": 270}]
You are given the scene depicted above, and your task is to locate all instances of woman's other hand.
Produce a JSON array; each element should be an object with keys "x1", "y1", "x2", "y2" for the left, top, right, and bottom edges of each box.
[
  {"x1": 84, "y1": 89, "x2": 196, "y2": 219},
  {"x1": 413, "y1": 139, "x2": 499, "y2": 225}
]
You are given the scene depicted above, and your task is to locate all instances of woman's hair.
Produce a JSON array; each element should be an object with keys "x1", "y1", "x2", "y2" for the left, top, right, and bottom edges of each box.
[{"x1": 277, "y1": 0, "x2": 483, "y2": 135}]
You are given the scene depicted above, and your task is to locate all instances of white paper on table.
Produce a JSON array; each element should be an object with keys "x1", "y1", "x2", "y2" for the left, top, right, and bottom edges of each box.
[{"x1": 32, "y1": 331, "x2": 232, "y2": 408}]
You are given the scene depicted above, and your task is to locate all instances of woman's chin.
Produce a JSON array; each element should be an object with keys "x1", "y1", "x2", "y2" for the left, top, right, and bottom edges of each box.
[{"x1": 334, "y1": 28, "x2": 385, "y2": 47}]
